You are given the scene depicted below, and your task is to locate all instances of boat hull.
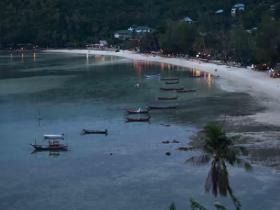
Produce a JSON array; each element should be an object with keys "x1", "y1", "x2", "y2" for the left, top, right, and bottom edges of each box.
[
  {"x1": 158, "y1": 97, "x2": 178, "y2": 100},
  {"x1": 31, "y1": 144, "x2": 68, "y2": 151},
  {"x1": 160, "y1": 87, "x2": 184, "y2": 91},
  {"x1": 81, "y1": 129, "x2": 108, "y2": 135},
  {"x1": 127, "y1": 109, "x2": 149, "y2": 114},
  {"x1": 160, "y1": 77, "x2": 179, "y2": 81},
  {"x1": 149, "y1": 105, "x2": 177, "y2": 110},
  {"x1": 176, "y1": 89, "x2": 196, "y2": 93},
  {"x1": 165, "y1": 81, "x2": 179, "y2": 85}
]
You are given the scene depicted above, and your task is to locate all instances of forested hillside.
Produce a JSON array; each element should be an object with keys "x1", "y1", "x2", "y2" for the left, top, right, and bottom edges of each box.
[{"x1": 0, "y1": 0, "x2": 279, "y2": 64}]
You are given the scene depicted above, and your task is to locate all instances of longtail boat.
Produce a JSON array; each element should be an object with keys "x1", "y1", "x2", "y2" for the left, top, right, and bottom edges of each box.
[
  {"x1": 165, "y1": 81, "x2": 179, "y2": 85},
  {"x1": 31, "y1": 135, "x2": 68, "y2": 151},
  {"x1": 160, "y1": 87, "x2": 184, "y2": 91},
  {"x1": 81, "y1": 129, "x2": 108, "y2": 135},
  {"x1": 127, "y1": 108, "x2": 149, "y2": 114},
  {"x1": 176, "y1": 89, "x2": 196, "y2": 93},
  {"x1": 157, "y1": 96, "x2": 178, "y2": 101},
  {"x1": 31, "y1": 142, "x2": 68, "y2": 151},
  {"x1": 160, "y1": 77, "x2": 179, "y2": 81},
  {"x1": 148, "y1": 105, "x2": 177, "y2": 110}
]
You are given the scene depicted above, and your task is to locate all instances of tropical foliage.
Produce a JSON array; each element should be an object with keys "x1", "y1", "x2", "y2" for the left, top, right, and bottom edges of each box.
[
  {"x1": 1, "y1": 0, "x2": 279, "y2": 65},
  {"x1": 186, "y1": 122, "x2": 252, "y2": 210}
]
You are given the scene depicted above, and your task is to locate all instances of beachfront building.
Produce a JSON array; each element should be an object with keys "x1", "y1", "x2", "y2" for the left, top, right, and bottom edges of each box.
[
  {"x1": 128, "y1": 25, "x2": 137, "y2": 32},
  {"x1": 114, "y1": 26, "x2": 152, "y2": 40},
  {"x1": 99, "y1": 40, "x2": 108, "y2": 48},
  {"x1": 86, "y1": 40, "x2": 108, "y2": 49},
  {"x1": 135, "y1": 26, "x2": 152, "y2": 33},
  {"x1": 114, "y1": 30, "x2": 133, "y2": 40},
  {"x1": 183, "y1": 16, "x2": 193, "y2": 23},
  {"x1": 215, "y1": 9, "x2": 224, "y2": 15},
  {"x1": 231, "y1": 3, "x2": 245, "y2": 16},
  {"x1": 127, "y1": 25, "x2": 152, "y2": 33}
]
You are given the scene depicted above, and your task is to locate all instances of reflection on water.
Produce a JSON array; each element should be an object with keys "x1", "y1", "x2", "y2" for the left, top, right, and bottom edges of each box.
[{"x1": 0, "y1": 53, "x2": 279, "y2": 210}]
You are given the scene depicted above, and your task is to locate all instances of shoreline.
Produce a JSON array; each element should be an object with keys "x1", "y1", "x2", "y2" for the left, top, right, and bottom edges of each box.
[{"x1": 45, "y1": 49, "x2": 280, "y2": 126}]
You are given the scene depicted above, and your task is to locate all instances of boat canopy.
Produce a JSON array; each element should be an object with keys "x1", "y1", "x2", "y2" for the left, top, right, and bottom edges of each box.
[{"x1": 44, "y1": 134, "x2": 64, "y2": 140}]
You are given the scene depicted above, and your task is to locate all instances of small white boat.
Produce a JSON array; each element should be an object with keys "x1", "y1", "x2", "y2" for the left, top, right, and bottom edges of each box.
[{"x1": 31, "y1": 134, "x2": 67, "y2": 151}]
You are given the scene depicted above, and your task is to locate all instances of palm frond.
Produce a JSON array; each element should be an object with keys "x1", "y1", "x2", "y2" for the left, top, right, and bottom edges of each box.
[
  {"x1": 236, "y1": 146, "x2": 249, "y2": 156},
  {"x1": 169, "y1": 202, "x2": 176, "y2": 210},
  {"x1": 235, "y1": 158, "x2": 253, "y2": 172},
  {"x1": 190, "y1": 198, "x2": 209, "y2": 210},
  {"x1": 185, "y1": 155, "x2": 211, "y2": 165},
  {"x1": 214, "y1": 202, "x2": 229, "y2": 210},
  {"x1": 227, "y1": 184, "x2": 241, "y2": 210}
]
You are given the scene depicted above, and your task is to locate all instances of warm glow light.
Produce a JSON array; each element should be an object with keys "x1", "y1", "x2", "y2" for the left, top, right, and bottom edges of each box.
[
  {"x1": 133, "y1": 60, "x2": 143, "y2": 82},
  {"x1": 195, "y1": 69, "x2": 201, "y2": 77},
  {"x1": 160, "y1": 63, "x2": 165, "y2": 70},
  {"x1": 207, "y1": 73, "x2": 213, "y2": 88},
  {"x1": 95, "y1": 55, "x2": 105, "y2": 63}
]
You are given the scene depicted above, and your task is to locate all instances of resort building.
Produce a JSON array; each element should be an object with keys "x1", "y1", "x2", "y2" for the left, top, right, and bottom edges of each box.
[
  {"x1": 86, "y1": 40, "x2": 108, "y2": 49},
  {"x1": 183, "y1": 16, "x2": 193, "y2": 23},
  {"x1": 114, "y1": 30, "x2": 133, "y2": 40},
  {"x1": 215, "y1": 9, "x2": 224, "y2": 15},
  {"x1": 231, "y1": 3, "x2": 245, "y2": 16},
  {"x1": 114, "y1": 26, "x2": 152, "y2": 40},
  {"x1": 135, "y1": 26, "x2": 152, "y2": 33}
]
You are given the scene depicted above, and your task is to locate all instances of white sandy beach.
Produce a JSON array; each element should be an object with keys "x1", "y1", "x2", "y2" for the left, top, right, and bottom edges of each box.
[{"x1": 45, "y1": 49, "x2": 280, "y2": 126}]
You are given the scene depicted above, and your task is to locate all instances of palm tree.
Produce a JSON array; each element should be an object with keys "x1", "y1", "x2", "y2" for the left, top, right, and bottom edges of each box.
[
  {"x1": 186, "y1": 122, "x2": 252, "y2": 210},
  {"x1": 169, "y1": 202, "x2": 177, "y2": 210}
]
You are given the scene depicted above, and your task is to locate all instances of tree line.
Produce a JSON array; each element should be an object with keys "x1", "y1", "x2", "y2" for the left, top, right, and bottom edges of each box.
[
  {"x1": 149, "y1": 15, "x2": 280, "y2": 66},
  {"x1": 0, "y1": 0, "x2": 279, "y2": 65}
]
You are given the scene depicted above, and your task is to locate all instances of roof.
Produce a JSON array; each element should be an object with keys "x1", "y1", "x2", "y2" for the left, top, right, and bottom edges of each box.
[
  {"x1": 183, "y1": 16, "x2": 193, "y2": 22},
  {"x1": 215, "y1": 9, "x2": 224, "y2": 14},
  {"x1": 99, "y1": 40, "x2": 108, "y2": 45},
  {"x1": 233, "y1": 3, "x2": 245, "y2": 8}
]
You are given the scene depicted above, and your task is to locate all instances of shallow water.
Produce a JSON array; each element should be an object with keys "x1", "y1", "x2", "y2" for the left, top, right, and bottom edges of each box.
[{"x1": 0, "y1": 53, "x2": 279, "y2": 210}]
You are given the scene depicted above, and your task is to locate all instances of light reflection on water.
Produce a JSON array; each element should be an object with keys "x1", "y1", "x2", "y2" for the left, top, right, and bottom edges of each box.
[{"x1": 0, "y1": 53, "x2": 279, "y2": 210}]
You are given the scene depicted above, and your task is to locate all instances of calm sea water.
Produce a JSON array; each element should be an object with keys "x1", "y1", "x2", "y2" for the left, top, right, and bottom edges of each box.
[{"x1": 0, "y1": 53, "x2": 279, "y2": 210}]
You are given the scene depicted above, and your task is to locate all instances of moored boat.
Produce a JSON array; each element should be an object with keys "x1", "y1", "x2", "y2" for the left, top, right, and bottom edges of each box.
[
  {"x1": 160, "y1": 87, "x2": 184, "y2": 91},
  {"x1": 160, "y1": 77, "x2": 179, "y2": 81},
  {"x1": 148, "y1": 105, "x2": 177, "y2": 110},
  {"x1": 176, "y1": 89, "x2": 196, "y2": 93},
  {"x1": 165, "y1": 81, "x2": 179, "y2": 85},
  {"x1": 31, "y1": 143, "x2": 68, "y2": 151},
  {"x1": 157, "y1": 96, "x2": 178, "y2": 100},
  {"x1": 31, "y1": 134, "x2": 68, "y2": 151},
  {"x1": 127, "y1": 108, "x2": 149, "y2": 114},
  {"x1": 81, "y1": 129, "x2": 108, "y2": 135}
]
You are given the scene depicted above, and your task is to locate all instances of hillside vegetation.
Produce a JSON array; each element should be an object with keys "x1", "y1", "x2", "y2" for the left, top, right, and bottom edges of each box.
[{"x1": 1, "y1": 0, "x2": 279, "y2": 65}]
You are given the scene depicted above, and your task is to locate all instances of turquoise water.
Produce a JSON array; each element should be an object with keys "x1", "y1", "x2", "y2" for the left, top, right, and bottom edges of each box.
[{"x1": 0, "y1": 53, "x2": 279, "y2": 210}]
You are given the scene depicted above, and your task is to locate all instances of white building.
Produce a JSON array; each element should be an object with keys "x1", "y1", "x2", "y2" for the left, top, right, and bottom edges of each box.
[
  {"x1": 231, "y1": 3, "x2": 245, "y2": 16},
  {"x1": 183, "y1": 16, "x2": 193, "y2": 23}
]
